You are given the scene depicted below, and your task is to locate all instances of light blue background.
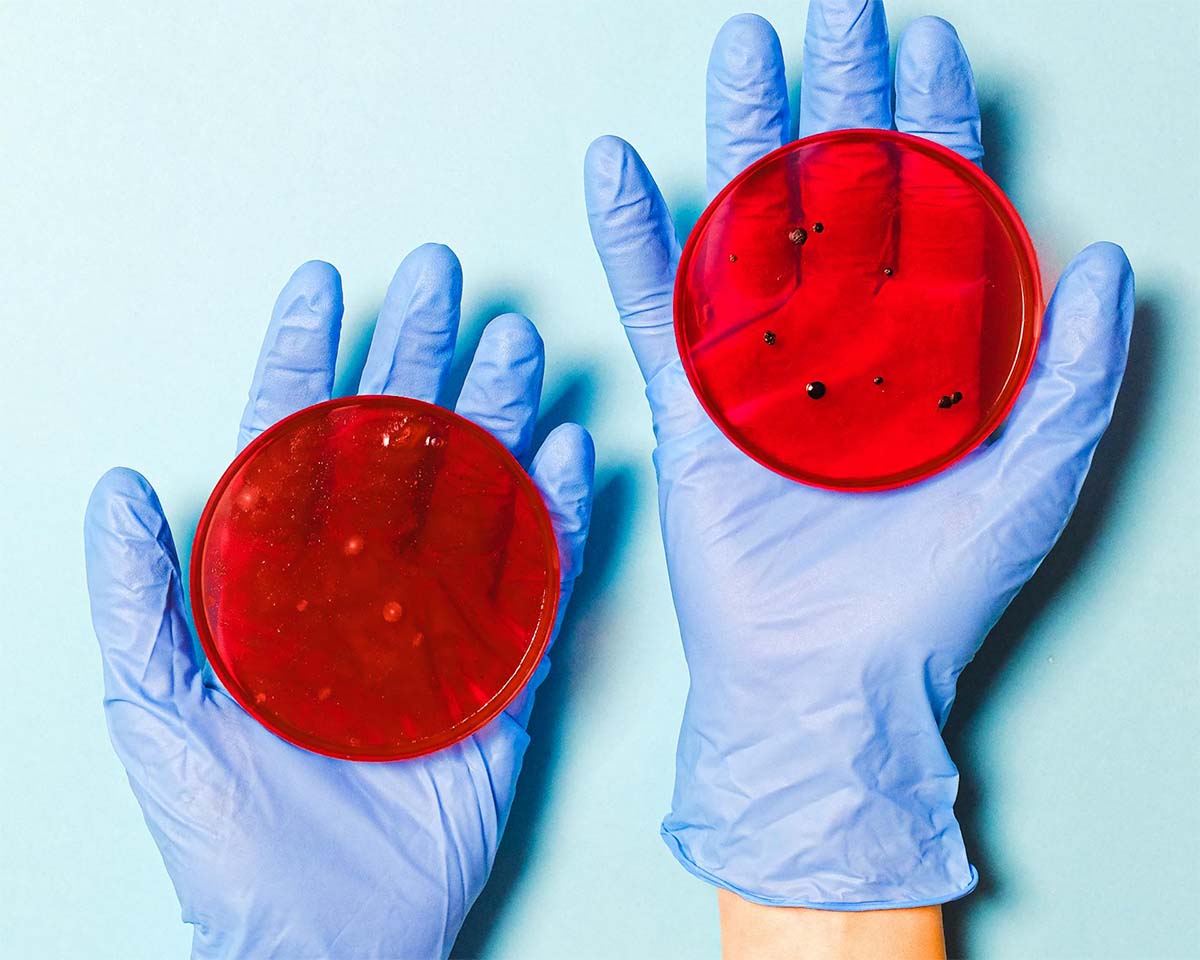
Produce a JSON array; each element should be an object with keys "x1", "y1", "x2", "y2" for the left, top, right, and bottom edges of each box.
[{"x1": 3, "y1": 2, "x2": 1197, "y2": 957}]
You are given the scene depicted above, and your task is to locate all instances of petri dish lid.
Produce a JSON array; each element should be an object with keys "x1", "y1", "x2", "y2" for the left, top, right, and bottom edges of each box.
[
  {"x1": 190, "y1": 395, "x2": 559, "y2": 761},
  {"x1": 674, "y1": 129, "x2": 1042, "y2": 491}
]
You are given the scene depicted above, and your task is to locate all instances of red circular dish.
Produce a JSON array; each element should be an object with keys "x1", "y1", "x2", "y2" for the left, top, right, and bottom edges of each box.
[
  {"x1": 675, "y1": 129, "x2": 1042, "y2": 491},
  {"x1": 190, "y1": 396, "x2": 559, "y2": 761}
]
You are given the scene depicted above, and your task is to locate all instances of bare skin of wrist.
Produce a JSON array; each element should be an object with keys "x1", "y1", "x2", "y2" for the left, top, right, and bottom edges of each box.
[{"x1": 717, "y1": 889, "x2": 946, "y2": 960}]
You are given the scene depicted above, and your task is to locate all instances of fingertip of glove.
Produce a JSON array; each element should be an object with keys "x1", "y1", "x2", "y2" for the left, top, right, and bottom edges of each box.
[
  {"x1": 88, "y1": 467, "x2": 154, "y2": 516},
  {"x1": 1062, "y1": 241, "x2": 1136, "y2": 327},
  {"x1": 1037, "y1": 243, "x2": 1135, "y2": 385},
  {"x1": 533, "y1": 424, "x2": 595, "y2": 581},
  {"x1": 1076, "y1": 240, "x2": 1134, "y2": 288},
  {"x1": 481, "y1": 312, "x2": 544, "y2": 360},
  {"x1": 85, "y1": 468, "x2": 165, "y2": 551},
  {"x1": 392, "y1": 242, "x2": 463, "y2": 291},
  {"x1": 286, "y1": 259, "x2": 342, "y2": 298},
  {"x1": 537, "y1": 422, "x2": 596, "y2": 484},
  {"x1": 807, "y1": 0, "x2": 883, "y2": 39},
  {"x1": 585, "y1": 133, "x2": 629, "y2": 165},
  {"x1": 896, "y1": 17, "x2": 970, "y2": 85},
  {"x1": 584, "y1": 135, "x2": 637, "y2": 195},
  {"x1": 290, "y1": 257, "x2": 339, "y2": 283},
  {"x1": 277, "y1": 259, "x2": 344, "y2": 324},
  {"x1": 710, "y1": 14, "x2": 783, "y2": 76},
  {"x1": 716, "y1": 12, "x2": 779, "y2": 39},
  {"x1": 897, "y1": 15, "x2": 961, "y2": 54},
  {"x1": 406, "y1": 241, "x2": 461, "y2": 273}
]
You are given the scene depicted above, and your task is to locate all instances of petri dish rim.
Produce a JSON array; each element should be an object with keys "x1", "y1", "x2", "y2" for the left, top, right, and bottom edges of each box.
[
  {"x1": 189, "y1": 394, "x2": 561, "y2": 762},
  {"x1": 673, "y1": 128, "x2": 1043, "y2": 492}
]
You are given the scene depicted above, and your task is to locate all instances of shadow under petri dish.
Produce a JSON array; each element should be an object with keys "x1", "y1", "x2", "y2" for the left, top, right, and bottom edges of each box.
[
  {"x1": 674, "y1": 129, "x2": 1042, "y2": 491},
  {"x1": 190, "y1": 396, "x2": 559, "y2": 761}
]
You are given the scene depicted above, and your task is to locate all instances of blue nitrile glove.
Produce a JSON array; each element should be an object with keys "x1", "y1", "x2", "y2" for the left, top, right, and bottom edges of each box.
[
  {"x1": 84, "y1": 244, "x2": 594, "y2": 958},
  {"x1": 585, "y1": 1, "x2": 1134, "y2": 909}
]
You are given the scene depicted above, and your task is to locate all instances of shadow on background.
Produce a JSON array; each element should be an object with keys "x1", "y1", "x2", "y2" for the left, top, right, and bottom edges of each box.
[
  {"x1": 979, "y1": 93, "x2": 1017, "y2": 199},
  {"x1": 936, "y1": 86, "x2": 1161, "y2": 955},
  {"x1": 670, "y1": 188, "x2": 706, "y2": 246},
  {"x1": 939, "y1": 87, "x2": 1162, "y2": 958},
  {"x1": 332, "y1": 301, "x2": 385, "y2": 398},
  {"x1": 942, "y1": 291, "x2": 1161, "y2": 957},
  {"x1": 454, "y1": 461, "x2": 639, "y2": 958}
]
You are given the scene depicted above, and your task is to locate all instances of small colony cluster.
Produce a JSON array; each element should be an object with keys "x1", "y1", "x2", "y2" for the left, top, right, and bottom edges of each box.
[
  {"x1": 748, "y1": 223, "x2": 962, "y2": 409},
  {"x1": 801, "y1": 380, "x2": 965, "y2": 406}
]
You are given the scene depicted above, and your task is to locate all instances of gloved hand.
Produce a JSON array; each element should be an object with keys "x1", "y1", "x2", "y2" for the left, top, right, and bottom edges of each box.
[
  {"x1": 585, "y1": 1, "x2": 1133, "y2": 909},
  {"x1": 84, "y1": 244, "x2": 594, "y2": 958}
]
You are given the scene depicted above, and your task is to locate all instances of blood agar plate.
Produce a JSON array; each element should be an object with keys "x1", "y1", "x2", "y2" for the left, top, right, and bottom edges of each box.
[
  {"x1": 675, "y1": 129, "x2": 1042, "y2": 490},
  {"x1": 190, "y1": 396, "x2": 559, "y2": 761}
]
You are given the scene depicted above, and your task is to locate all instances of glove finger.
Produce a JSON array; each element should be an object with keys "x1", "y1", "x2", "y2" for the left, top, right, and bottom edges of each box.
[
  {"x1": 706, "y1": 14, "x2": 789, "y2": 201},
  {"x1": 798, "y1": 0, "x2": 892, "y2": 137},
  {"x1": 358, "y1": 243, "x2": 462, "y2": 403},
  {"x1": 894, "y1": 17, "x2": 983, "y2": 165},
  {"x1": 532, "y1": 422, "x2": 596, "y2": 607},
  {"x1": 455, "y1": 313, "x2": 545, "y2": 463},
  {"x1": 84, "y1": 468, "x2": 202, "y2": 777},
  {"x1": 505, "y1": 422, "x2": 595, "y2": 726},
  {"x1": 237, "y1": 260, "x2": 343, "y2": 451},
  {"x1": 983, "y1": 242, "x2": 1135, "y2": 547},
  {"x1": 584, "y1": 135, "x2": 682, "y2": 384}
]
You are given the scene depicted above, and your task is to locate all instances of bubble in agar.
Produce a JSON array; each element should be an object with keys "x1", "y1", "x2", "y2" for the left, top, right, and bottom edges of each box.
[{"x1": 190, "y1": 395, "x2": 559, "y2": 761}]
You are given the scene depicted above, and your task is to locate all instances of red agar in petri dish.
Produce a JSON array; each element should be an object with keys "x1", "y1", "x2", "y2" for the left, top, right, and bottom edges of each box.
[
  {"x1": 675, "y1": 129, "x2": 1042, "y2": 491},
  {"x1": 190, "y1": 396, "x2": 559, "y2": 761}
]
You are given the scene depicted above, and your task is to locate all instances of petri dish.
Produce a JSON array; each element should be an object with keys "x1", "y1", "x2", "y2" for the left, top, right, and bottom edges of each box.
[
  {"x1": 675, "y1": 129, "x2": 1042, "y2": 491},
  {"x1": 190, "y1": 395, "x2": 559, "y2": 761}
]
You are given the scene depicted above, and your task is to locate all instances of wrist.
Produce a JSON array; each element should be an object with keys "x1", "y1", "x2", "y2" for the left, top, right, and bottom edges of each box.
[{"x1": 717, "y1": 889, "x2": 946, "y2": 960}]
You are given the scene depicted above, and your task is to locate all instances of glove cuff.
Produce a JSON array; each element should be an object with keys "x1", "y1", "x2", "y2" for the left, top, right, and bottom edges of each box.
[
  {"x1": 661, "y1": 825, "x2": 977, "y2": 910},
  {"x1": 660, "y1": 649, "x2": 977, "y2": 908}
]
